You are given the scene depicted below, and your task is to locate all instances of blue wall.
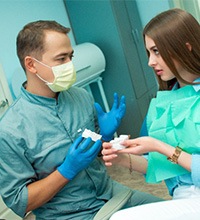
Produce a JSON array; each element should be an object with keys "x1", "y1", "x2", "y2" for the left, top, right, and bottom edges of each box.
[
  {"x1": 0, "y1": 0, "x2": 74, "y2": 92},
  {"x1": 0, "y1": 0, "x2": 170, "y2": 96}
]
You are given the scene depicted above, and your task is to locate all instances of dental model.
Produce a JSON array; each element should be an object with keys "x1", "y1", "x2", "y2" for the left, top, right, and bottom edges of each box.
[
  {"x1": 82, "y1": 129, "x2": 102, "y2": 142},
  {"x1": 110, "y1": 135, "x2": 129, "y2": 150}
]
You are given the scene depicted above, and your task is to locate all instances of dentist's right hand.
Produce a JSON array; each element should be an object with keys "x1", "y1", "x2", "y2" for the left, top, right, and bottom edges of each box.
[{"x1": 57, "y1": 136, "x2": 102, "y2": 180}]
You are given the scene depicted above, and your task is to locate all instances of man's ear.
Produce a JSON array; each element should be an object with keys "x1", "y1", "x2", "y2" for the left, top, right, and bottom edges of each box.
[
  {"x1": 186, "y1": 42, "x2": 192, "y2": 51},
  {"x1": 24, "y1": 56, "x2": 37, "y2": 73}
]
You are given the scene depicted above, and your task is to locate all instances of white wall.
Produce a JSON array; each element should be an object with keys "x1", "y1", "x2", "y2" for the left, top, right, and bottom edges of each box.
[{"x1": 0, "y1": 0, "x2": 74, "y2": 94}]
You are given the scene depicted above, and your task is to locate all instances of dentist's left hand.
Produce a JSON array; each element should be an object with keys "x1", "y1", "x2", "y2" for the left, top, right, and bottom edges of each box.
[
  {"x1": 57, "y1": 136, "x2": 102, "y2": 180},
  {"x1": 95, "y1": 93, "x2": 126, "y2": 141}
]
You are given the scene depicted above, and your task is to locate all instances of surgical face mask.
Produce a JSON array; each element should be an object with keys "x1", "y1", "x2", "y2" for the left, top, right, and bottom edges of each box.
[{"x1": 33, "y1": 58, "x2": 76, "y2": 92}]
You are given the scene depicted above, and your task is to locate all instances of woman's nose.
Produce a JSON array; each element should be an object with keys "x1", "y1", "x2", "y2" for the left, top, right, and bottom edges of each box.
[{"x1": 148, "y1": 56, "x2": 157, "y2": 67}]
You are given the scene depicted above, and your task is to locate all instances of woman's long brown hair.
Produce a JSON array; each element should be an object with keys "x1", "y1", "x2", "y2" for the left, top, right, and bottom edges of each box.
[{"x1": 143, "y1": 8, "x2": 200, "y2": 90}]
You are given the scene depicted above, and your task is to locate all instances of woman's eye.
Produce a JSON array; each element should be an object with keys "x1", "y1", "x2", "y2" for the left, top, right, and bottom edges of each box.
[{"x1": 153, "y1": 49, "x2": 159, "y2": 55}]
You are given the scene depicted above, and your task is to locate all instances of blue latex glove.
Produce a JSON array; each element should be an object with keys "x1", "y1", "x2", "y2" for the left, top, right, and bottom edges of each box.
[
  {"x1": 57, "y1": 136, "x2": 102, "y2": 180},
  {"x1": 94, "y1": 93, "x2": 126, "y2": 141}
]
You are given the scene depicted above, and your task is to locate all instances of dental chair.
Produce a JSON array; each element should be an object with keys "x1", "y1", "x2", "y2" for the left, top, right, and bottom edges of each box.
[{"x1": 94, "y1": 188, "x2": 132, "y2": 220}]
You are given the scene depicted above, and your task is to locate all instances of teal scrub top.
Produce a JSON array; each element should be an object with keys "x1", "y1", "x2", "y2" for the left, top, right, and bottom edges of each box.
[{"x1": 0, "y1": 85, "x2": 113, "y2": 219}]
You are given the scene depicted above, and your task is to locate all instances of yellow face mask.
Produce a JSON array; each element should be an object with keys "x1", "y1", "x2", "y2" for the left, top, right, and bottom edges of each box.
[{"x1": 34, "y1": 58, "x2": 76, "y2": 92}]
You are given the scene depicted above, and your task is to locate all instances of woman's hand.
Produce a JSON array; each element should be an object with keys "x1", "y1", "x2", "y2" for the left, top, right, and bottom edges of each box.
[
  {"x1": 119, "y1": 136, "x2": 163, "y2": 155},
  {"x1": 102, "y1": 142, "x2": 119, "y2": 166},
  {"x1": 102, "y1": 140, "x2": 148, "y2": 173}
]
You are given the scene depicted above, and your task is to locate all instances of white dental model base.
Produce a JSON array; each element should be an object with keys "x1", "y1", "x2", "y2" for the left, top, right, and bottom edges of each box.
[
  {"x1": 82, "y1": 129, "x2": 102, "y2": 142},
  {"x1": 110, "y1": 135, "x2": 129, "y2": 150}
]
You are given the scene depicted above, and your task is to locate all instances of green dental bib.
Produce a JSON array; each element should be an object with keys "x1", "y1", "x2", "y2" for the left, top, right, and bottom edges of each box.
[{"x1": 146, "y1": 85, "x2": 200, "y2": 183}]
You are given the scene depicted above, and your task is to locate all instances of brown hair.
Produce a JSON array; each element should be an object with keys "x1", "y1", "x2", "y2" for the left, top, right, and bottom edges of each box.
[
  {"x1": 16, "y1": 20, "x2": 70, "y2": 70},
  {"x1": 143, "y1": 8, "x2": 200, "y2": 90}
]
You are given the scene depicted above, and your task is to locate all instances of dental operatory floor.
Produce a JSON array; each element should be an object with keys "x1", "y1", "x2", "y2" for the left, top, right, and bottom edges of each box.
[{"x1": 24, "y1": 165, "x2": 171, "y2": 219}]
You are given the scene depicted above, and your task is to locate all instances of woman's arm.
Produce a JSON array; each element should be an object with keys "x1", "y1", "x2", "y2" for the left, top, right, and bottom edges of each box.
[
  {"x1": 120, "y1": 137, "x2": 192, "y2": 171},
  {"x1": 102, "y1": 136, "x2": 192, "y2": 175}
]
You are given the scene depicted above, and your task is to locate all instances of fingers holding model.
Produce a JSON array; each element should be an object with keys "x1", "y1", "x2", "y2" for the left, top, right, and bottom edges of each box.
[
  {"x1": 57, "y1": 136, "x2": 102, "y2": 180},
  {"x1": 102, "y1": 142, "x2": 118, "y2": 166}
]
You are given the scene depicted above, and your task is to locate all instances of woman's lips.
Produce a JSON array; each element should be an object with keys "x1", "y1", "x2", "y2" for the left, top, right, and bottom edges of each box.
[{"x1": 155, "y1": 69, "x2": 163, "y2": 75}]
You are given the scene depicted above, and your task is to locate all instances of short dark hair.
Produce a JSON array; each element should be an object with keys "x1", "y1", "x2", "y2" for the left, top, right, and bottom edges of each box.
[{"x1": 16, "y1": 20, "x2": 70, "y2": 70}]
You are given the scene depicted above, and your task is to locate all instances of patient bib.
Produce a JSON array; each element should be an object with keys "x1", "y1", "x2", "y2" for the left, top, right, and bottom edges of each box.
[{"x1": 146, "y1": 85, "x2": 200, "y2": 183}]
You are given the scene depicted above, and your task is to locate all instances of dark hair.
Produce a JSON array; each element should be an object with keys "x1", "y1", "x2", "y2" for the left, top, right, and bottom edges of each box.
[
  {"x1": 17, "y1": 20, "x2": 70, "y2": 70},
  {"x1": 143, "y1": 8, "x2": 200, "y2": 90}
]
